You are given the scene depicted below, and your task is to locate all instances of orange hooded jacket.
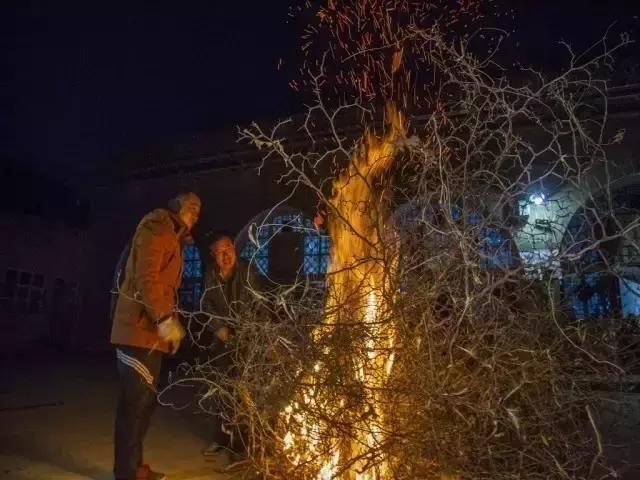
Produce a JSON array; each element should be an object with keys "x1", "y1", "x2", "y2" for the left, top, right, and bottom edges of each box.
[{"x1": 110, "y1": 208, "x2": 186, "y2": 353}]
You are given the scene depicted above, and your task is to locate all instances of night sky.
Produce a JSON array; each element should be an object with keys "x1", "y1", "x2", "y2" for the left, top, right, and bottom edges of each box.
[
  {"x1": 2, "y1": 0, "x2": 639, "y2": 195},
  {"x1": 3, "y1": 1, "x2": 298, "y2": 185}
]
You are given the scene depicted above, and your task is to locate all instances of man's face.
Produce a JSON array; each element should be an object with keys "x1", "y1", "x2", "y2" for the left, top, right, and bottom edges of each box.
[
  {"x1": 178, "y1": 202, "x2": 201, "y2": 230},
  {"x1": 211, "y1": 237, "x2": 237, "y2": 272}
]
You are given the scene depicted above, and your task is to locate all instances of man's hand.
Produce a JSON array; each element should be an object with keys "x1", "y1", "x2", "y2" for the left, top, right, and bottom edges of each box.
[
  {"x1": 215, "y1": 326, "x2": 230, "y2": 343},
  {"x1": 158, "y1": 315, "x2": 185, "y2": 354}
]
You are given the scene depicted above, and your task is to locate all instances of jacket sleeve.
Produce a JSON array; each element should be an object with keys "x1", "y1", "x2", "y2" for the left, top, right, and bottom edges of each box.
[{"x1": 133, "y1": 227, "x2": 174, "y2": 323}]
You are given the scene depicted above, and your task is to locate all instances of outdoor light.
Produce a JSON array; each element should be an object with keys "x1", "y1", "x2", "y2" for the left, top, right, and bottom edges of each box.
[{"x1": 529, "y1": 192, "x2": 546, "y2": 205}]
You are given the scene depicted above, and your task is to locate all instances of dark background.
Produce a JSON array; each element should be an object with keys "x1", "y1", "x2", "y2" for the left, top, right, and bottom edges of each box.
[{"x1": 2, "y1": 0, "x2": 639, "y2": 224}]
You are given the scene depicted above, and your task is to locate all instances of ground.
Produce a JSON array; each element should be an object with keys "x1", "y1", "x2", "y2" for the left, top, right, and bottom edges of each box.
[
  {"x1": 0, "y1": 350, "x2": 237, "y2": 480},
  {"x1": 1, "y1": 349, "x2": 639, "y2": 479}
]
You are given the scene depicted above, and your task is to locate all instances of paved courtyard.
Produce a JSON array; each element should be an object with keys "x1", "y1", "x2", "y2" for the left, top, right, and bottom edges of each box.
[
  {"x1": 0, "y1": 350, "x2": 232, "y2": 480},
  {"x1": 1, "y1": 349, "x2": 640, "y2": 479}
]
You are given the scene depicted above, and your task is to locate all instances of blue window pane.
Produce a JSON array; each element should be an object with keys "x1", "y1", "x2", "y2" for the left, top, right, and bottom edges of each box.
[
  {"x1": 182, "y1": 245, "x2": 202, "y2": 279},
  {"x1": 184, "y1": 262, "x2": 193, "y2": 277},
  {"x1": 304, "y1": 255, "x2": 320, "y2": 274},
  {"x1": 257, "y1": 227, "x2": 270, "y2": 241},
  {"x1": 321, "y1": 256, "x2": 329, "y2": 273},
  {"x1": 304, "y1": 237, "x2": 320, "y2": 255},
  {"x1": 180, "y1": 245, "x2": 203, "y2": 310},
  {"x1": 256, "y1": 257, "x2": 269, "y2": 275},
  {"x1": 241, "y1": 242, "x2": 269, "y2": 275},
  {"x1": 563, "y1": 273, "x2": 613, "y2": 319},
  {"x1": 620, "y1": 277, "x2": 640, "y2": 317},
  {"x1": 242, "y1": 214, "x2": 330, "y2": 277},
  {"x1": 182, "y1": 247, "x2": 203, "y2": 280},
  {"x1": 241, "y1": 242, "x2": 257, "y2": 260},
  {"x1": 321, "y1": 236, "x2": 330, "y2": 253},
  {"x1": 193, "y1": 284, "x2": 202, "y2": 305},
  {"x1": 303, "y1": 234, "x2": 330, "y2": 274}
]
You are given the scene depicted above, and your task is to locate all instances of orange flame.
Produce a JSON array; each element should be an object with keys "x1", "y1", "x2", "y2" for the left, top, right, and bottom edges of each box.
[{"x1": 282, "y1": 105, "x2": 406, "y2": 479}]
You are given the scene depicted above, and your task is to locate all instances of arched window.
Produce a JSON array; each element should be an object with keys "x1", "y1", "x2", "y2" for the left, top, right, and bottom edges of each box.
[
  {"x1": 179, "y1": 244, "x2": 203, "y2": 311},
  {"x1": 239, "y1": 213, "x2": 299, "y2": 276},
  {"x1": 237, "y1": 209, "x2": 331, "y2": 280}
]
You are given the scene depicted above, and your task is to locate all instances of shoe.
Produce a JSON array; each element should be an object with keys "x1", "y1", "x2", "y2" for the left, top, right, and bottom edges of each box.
[
  {"x1": 202, "y1": 441, "x2": 224, "y2": 456},
  {"x1": 136, "y1": 464, "x2": 167, "y2": 480}
]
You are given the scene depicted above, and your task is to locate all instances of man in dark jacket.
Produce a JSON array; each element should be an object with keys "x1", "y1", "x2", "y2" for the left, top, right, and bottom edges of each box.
[
  {"x1": 111, "y1": 192, "x2": 201, "y2": 480},
  {"x1": 200, "y1": 233, "x2": 261, "y2": 465}
]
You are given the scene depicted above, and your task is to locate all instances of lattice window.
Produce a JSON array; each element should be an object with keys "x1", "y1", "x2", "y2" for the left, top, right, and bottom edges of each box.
[
  {"x1": 562, "y1": 272, "x2": 614, "y2": 319},
  {"x1": 240, "y1": 213, "x2": 331, "y2": 277},
  {"x1": 240, "y1": 241, "x2": 262, "y2": 274},
  {"x1": 304, "y1": 234, "x2": 331, "y2": 274},
  {"x1": 182, "y1": 244, "x2": 202, "y2": 279},
  {"x1": 179, "y1": 244, "x2": 203, "y2": 311}
]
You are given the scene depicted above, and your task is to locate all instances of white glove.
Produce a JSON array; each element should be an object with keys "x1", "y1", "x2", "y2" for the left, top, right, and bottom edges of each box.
[{"x1": 158, "y1": 316, "x2": 185, "y2": 354}]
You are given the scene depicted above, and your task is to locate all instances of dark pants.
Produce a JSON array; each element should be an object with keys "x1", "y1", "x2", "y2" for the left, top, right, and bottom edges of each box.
[
  {"x1": 113, "y1": 345, "x2": 163, "y2": 480},
  {"x1": 204, "y1": 339, "x2": 246, "y2": 453}
]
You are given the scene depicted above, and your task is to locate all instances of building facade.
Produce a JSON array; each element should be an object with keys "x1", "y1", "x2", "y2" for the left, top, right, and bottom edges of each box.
[
  {"x1": 72, "y1": 83, "x2": 640, "y2": 351},
  {"x1": 0, "y1": 212, "x2": 86, "y2": 353}
]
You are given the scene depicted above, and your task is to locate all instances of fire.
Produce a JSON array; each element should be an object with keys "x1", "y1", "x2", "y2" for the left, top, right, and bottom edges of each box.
[{"x1": 281, "y1": 105, "x2": 406, "y2": 479}]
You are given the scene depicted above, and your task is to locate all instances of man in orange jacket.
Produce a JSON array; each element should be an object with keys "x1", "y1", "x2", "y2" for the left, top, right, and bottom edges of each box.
[{"x1": 111, "y1": 192, "x2": 201, "y2": 480}]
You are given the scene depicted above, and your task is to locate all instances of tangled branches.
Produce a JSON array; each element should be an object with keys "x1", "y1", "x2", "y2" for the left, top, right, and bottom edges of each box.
[{"x1": 166, "y1": 3, "x2": 638, "y2": 479}]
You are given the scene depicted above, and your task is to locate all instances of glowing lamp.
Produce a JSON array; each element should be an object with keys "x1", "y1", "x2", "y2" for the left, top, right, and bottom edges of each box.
[{"x1": 529, "y1": 193, "x2": 546, "y2": 205}]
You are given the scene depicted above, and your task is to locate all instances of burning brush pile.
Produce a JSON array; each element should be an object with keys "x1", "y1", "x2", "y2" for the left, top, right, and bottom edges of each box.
[{"x1": 171, "y1": 2, "x2": 637, "y2": 479}]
